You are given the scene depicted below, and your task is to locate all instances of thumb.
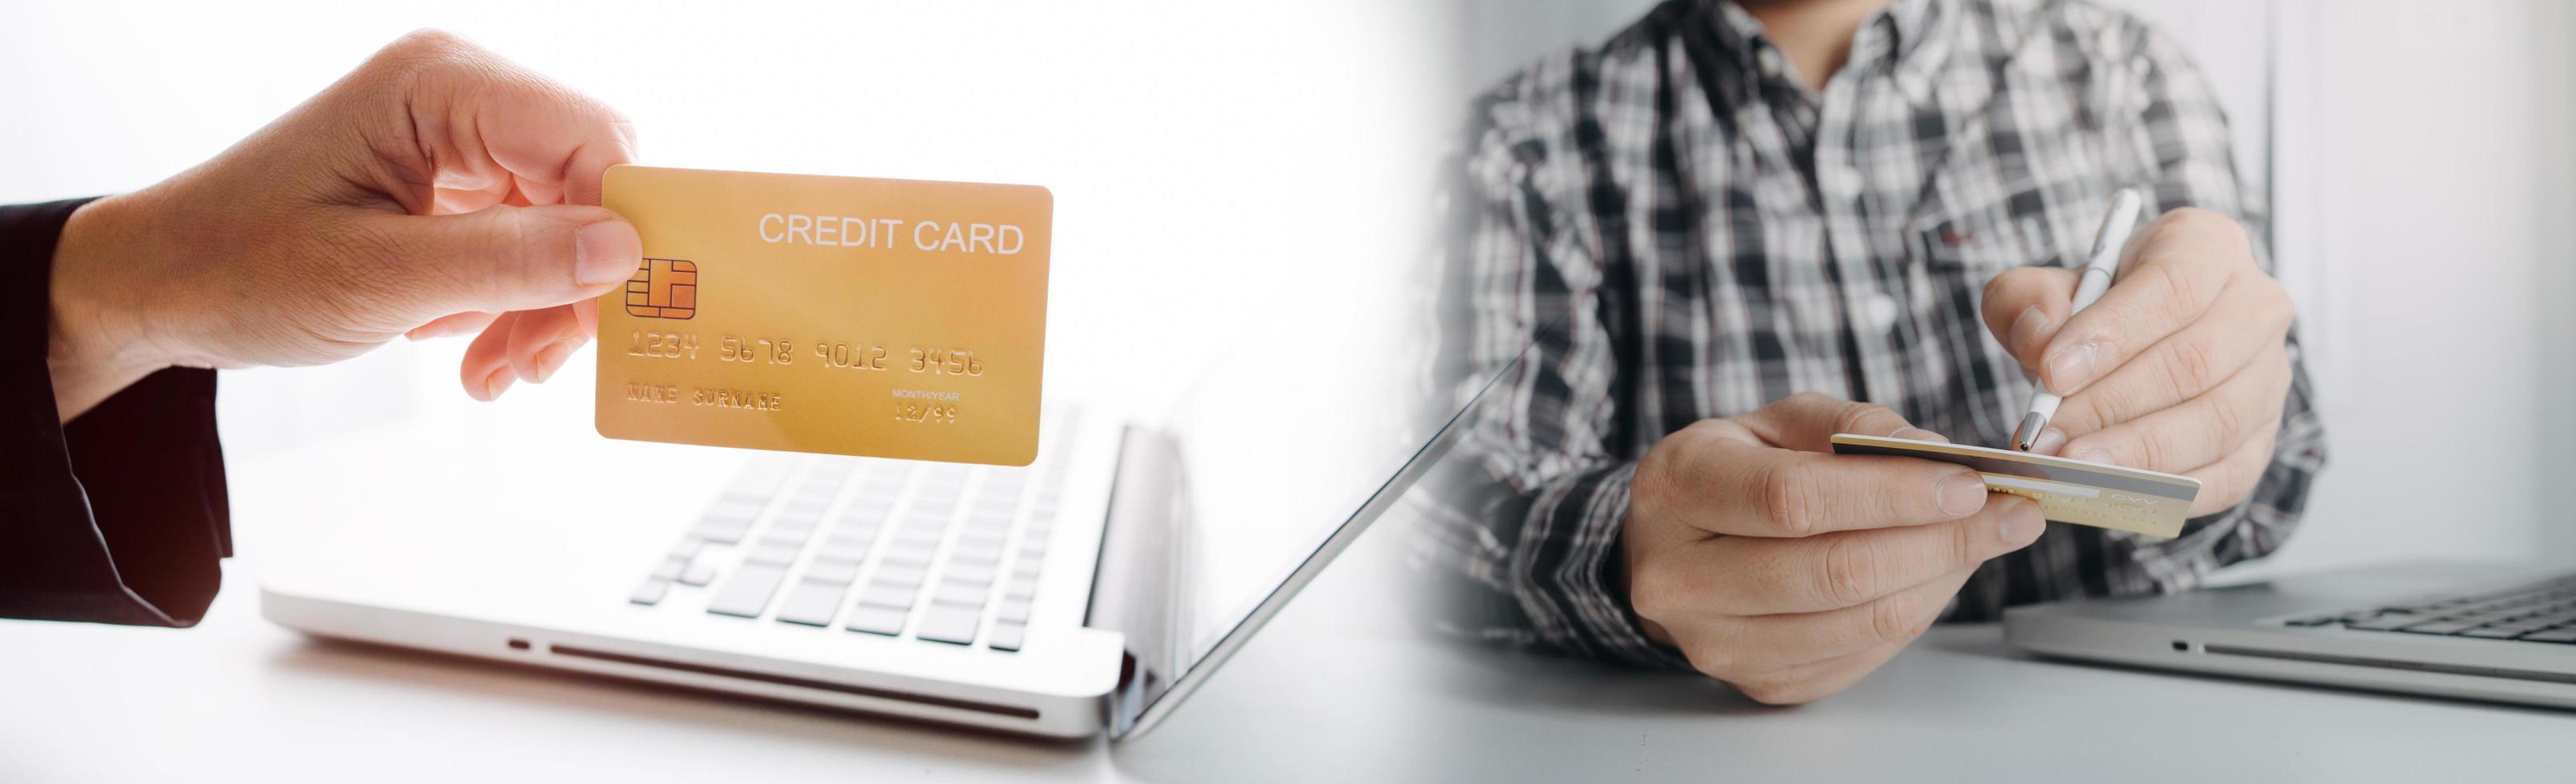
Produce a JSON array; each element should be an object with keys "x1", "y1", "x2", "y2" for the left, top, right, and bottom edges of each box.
[
  {"x1": 1979, "y1": 266, "x2": 2078, "y2": 369},
  {"x1": 1735, "y1": 393, "x2": 1938, "y2": 452},
  {"x1": 374, "y1": 203, "x2": 640, "y2": 318}
]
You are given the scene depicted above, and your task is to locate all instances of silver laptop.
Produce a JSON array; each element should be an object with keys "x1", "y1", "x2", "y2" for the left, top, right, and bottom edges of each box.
[
  {"x1": 2006, "y1": 562, "x2": 2576, "y2": 708},
  {"x1": 261, "y1": 326, "x2": 1520, "y2": 738}
]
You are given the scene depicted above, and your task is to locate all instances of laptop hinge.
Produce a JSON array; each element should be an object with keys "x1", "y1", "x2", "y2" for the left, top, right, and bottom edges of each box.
[{"x1": 1084, "y1": 425, "x2": 1188, "y2": 735}]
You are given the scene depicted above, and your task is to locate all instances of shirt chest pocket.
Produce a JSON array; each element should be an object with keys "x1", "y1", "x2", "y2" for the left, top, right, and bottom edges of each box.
[{"x1": 1911, "y1": 182, "x2": 2113, "y2": 283}]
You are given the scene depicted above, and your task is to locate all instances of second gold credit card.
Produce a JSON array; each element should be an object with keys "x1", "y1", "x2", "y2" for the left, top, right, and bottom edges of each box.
[{"x1": 595, "y1": 165, "x2": 1050, "y2": 466}]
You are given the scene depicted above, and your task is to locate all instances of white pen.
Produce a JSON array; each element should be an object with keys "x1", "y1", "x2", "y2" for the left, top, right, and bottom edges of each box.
[{"x1": 2011, "y1": 188, "x2": 2144, "y2": 452}]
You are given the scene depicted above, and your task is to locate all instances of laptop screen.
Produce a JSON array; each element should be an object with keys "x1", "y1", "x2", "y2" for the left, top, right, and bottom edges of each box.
[{"x1": 1085, "y1": 191, "x2": 1526, "y2": 734}]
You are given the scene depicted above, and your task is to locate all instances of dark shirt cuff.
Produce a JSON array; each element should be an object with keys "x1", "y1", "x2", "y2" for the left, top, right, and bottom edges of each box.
[{"x1": 0, "y1": 198, "x2": 231, "y2": 626}]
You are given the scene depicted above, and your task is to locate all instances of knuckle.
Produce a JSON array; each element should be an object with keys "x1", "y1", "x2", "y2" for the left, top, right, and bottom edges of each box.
[
  {"x1": 1735, "y1": 675, "x2": 1818, "y2": 706},
  {"x1": 1684, "y1": 641, "x2": 1743, "y2": 681},
  {"x1": 2130, "y1": 426, "x2": 2171, "y2": 470},
  {"x1": 2164, "y1": 333, "x2": 2223, "y2": 398},
  {"x1": 2205, "y1": 389, "x2": 2250, "y2": 447},
  {"x1": 2168, "y1": 207, "x2": 2245, "y2": 248},
  {"x1": 391, "y1": 28, "x2": 469, "y2": 55},
  {"x1": 1838, "y1": 402, "x2": 1900, "y2": 435},
  {"x1": 1868, "y1": 594, "x2": 1918, "y2": 646},
  {"x1": 2154, "y1": 266, "x2": 2213, "y2": 319},
  {"x1": 1626, "y1": 566, "x2": 1684, "y2": 626},
  {"x1": 1817, "y1": 535, "x2": 1876, "y2": 606},
  {"x1": 2259, "y1": 278, "x2": 2298, "y2": 326},
  {"x1": 1630, "y1": 450, "x2": 1674, "y2": 518},
  {"x1": 1949, "y1": 510, "x2": 1986, "y2": 563},
  {"x1": 2069, "y1": 385, "x2": 2132, "y2": 433},
  {"x1": 378, "y1": 29, "x2": 478, "y2": 74},
  {"x1": 1759, "y1": 462, "x2": 1822, "y2": 535}
]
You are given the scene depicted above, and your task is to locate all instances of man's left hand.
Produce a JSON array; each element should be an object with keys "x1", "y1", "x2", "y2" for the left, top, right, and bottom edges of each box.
[{"x1": 1979, "y1": 206, "x2": 2294, "y2": 516}]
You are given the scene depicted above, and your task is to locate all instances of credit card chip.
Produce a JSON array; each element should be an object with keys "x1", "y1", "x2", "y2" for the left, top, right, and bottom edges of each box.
[{"x1": 625, "y1": 258, "x2": 698, "y2": 319}]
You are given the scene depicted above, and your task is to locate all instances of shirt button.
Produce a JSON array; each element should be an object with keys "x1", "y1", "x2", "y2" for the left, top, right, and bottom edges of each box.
[
  {"x1": 1864, "y1": 293, "x2": 1901, "y2": 331},
  {"x1": 1757, "y1": 47, "x2": 1783, "y2": 78}
]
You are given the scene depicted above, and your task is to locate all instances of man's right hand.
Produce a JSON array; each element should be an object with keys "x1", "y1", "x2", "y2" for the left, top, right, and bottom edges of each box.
[{"x1": 1622, "y1": 393, "x2": 2046, "y2": 704}]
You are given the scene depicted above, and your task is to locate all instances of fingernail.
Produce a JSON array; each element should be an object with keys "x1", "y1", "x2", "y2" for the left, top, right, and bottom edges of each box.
[
  {"x1": 2068, "y1": 447, "x2": 2117, "y2": 467},
  {"x1": 1936, "y1": 473, "x2": 1987, "y2": 517},
  {"x1": 1999, "y1": 501, "x2": 2046, "y2": 545},
  {"x1": 1893, "y1": 426, "x2": 1948, "y2": 443},
  {"x1": 481, "y1": 366, "x2": 515, "y2": 401},
  {"x1": 2007, "y1": 306, "x2": 2050, "y2": 356},
  {"x1": 2043, "y1": 342, "x2": 2100, "y2": 394},
  {"x1": 575, "y1": 221, "x2": 641, "y2": 286},
  {"x1": 2030, "y1": 428, "x2": 2067, "y2": 456},
  {"x1": 530, "y1": 340, "x2": 576, "y2": 384}
]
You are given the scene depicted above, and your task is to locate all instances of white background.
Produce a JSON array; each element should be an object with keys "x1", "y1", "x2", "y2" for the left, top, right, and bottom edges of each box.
[{"x1": 2, "y1": 0, "x2": 2573, "y2": 593}]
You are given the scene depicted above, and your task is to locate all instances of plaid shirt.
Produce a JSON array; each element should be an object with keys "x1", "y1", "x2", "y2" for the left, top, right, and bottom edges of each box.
[{"x1": 1411, "y1": 0, "x2": 2326, "y2": 669}]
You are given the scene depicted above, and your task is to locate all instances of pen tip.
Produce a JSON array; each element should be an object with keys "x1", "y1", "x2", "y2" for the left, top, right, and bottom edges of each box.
[{"x1": 2011, "y1": 411, "x2": 2046, "y2": 452}]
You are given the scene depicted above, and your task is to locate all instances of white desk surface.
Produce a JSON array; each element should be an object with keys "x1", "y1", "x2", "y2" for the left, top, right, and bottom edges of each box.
[{"x1": 7, "y1": 523, "x2": 2572, "y2": 783}]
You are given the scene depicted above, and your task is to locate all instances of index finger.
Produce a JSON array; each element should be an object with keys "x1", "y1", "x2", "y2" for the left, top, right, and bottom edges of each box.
[
  {"x1": 2033, "y1": 207, "x2": 2246, "y2": 395},
  {"x1": 1713, "y1": 494, "x2": 2044, "y2": 613},
  {"x1": 369, "y1": 30, "x2": 638, "y2": 210}
]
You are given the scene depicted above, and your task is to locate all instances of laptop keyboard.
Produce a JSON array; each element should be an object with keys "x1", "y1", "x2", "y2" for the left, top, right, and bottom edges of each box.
[
  {"x1": 2285, "y1": 573, "x2": 2576, "y2": 643},
  {"x1": 627, "y1": 433, "x2": 1074, "y2": 653}
]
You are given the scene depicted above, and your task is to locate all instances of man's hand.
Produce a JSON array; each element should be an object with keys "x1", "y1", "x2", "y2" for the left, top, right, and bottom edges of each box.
[
  {"x1": 46, "y1": 30, "x2": 638, "y2": 420},
  {"x1": 1623, "y1": 393, "x2": 2046, "y2": 704},
  {"x1": 1980, "y1": 207, "x2": 2294, "y2": 515}
]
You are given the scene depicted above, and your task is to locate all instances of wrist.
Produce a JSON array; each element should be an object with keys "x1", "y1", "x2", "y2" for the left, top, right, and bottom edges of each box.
[{"x1": 48, "y1": 193, "x2": 181, "y2": 419}]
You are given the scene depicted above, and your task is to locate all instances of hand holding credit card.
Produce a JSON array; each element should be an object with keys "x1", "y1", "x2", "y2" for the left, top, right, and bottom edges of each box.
[
  {"x1": 1830, "y1": 434, "x2": 2200, "y2": 538},
  {"x1": 595, "y1": 166, "x2": 1050, "y2": 465}
]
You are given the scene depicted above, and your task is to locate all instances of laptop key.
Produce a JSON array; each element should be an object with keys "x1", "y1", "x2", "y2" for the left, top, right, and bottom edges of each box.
[
  {"x1": 916, "y1": 607, "x2": 980, "y2": 645},
  {"x1": 2518, "y1": 628, "x2": 2576, "y2": 643},
  {"x1": 2398, "y1": 619, "x2": 2482, "y2": 635},
  {"x1": 679, "y1": 561, "x2": 718, "y2": 586},
  {"x1": 2342, "y1": 615, "x2": 2415, "y2": 631},
  {"x1": 2460, "y1": 626, "x2": 2528, "y2": 639},
  {"x1": 988, "y1": 622, "x2": 1027, "y2": 652},
  {"x1": 650, "y1": 555, "x2": 688, "y2": 581},
  {"x1": 879, "y1": 547, "x2": 935, "y2": 568},
  {"x1": 630, "y1": 578, "x2": 672, "y2": 606},
  {"x1": 997, "y1": 598, "x2": 1033, "y2": 624},
  {"x1": 857, "y1": 585, "x2": 917, "y2": 610},
  {"x1": 872, "y1": 562, "x2": 928, "y2": 588},
  {"x1": 691, "y1": 522, "x2": 750, "y2": 545},
  {"x1": 932, "y1": 582, "x2": 990, "y2": 607},
  {"x1": 943, "y1": 562, "x2": 998, "y2": 586},
  {"x1": 774, "y1": 582, "x2": 847, "y2": 627},
  {"x1": 744, "y1": 543, "x2": 803, "y2": 566},
  {"x1": 802, "y1": 559, "x2": 861, "y2": 586},
  {"x1": 845, "y1": 606, "x2": 910, "y2": 636},
  {"x1": 706, "y1": 563, "x2": 789, "y2": 618}
]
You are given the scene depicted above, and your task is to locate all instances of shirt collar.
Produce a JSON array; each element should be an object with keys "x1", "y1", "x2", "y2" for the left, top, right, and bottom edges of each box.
[{"x1": 1699, "y1": 0, "x2": 1953, "y2": 103}]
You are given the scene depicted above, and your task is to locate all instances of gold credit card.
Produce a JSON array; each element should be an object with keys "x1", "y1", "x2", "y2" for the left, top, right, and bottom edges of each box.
[
  {"x1": 1828, "y1": 434, "x2": 2202, "y2": 538},
  {"x1": 596, "y1": 166, "x2": 1050, "y2": 465}
]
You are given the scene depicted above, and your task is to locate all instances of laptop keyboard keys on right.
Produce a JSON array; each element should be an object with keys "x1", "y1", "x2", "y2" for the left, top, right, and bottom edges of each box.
[
  {"x1": 630, "y1": 578, "x2": 671, "y2": 606},
  {"x1": 916, "y1": 606, "x2": 980, "y2": 645},
  {"x1": 988, "y1": 623, "x2": 1026, "y2": 651},
  {"x1": 774, "y1": 581, "x2": 847, "y2": 627},
  {"x1": 845, "y1": 606, "x2": 910, "y2": 636}
]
